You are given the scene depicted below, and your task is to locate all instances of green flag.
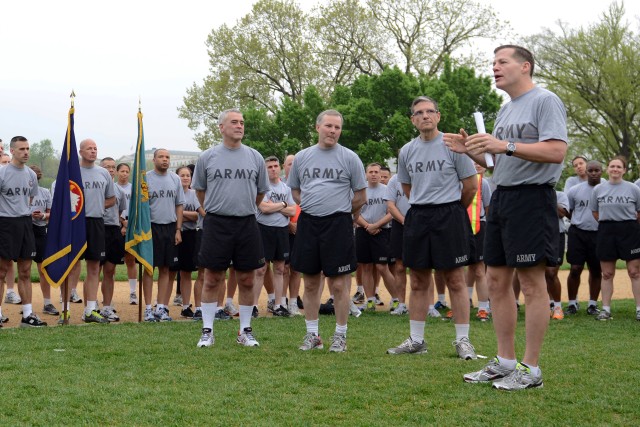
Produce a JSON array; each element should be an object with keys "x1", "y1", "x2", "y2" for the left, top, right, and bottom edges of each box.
[{"x1": 125, "y1": 109, "x2": 153, "y2": 274}]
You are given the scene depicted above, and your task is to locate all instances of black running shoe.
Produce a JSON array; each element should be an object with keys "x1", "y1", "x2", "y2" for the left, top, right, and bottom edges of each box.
[
  {"x1": 564, "y1": 304, "x2": 578, "y2": 315},
  {"x1": 21, "y1": 313, "x2": 48, "y2": 327},
  {"x1": 297, "y1": 295, "x2": 304, "y2": 309},
  {"x1": 252, "y1": 306, "x2": 259, "y2": 318},
  {"x1": 193, "y1": 309, "x2": 203, "y2": 321},
  {"x1": 586, "y1": 305, "x2": 600, "y2": 315},
  {"x1": 215, "y1": 309, "x2": 232, "y2": 320},
  {"x1": 273, "y1": 306, "x2": 291, "y2": 317},
  {"x1": 181, "y1": 307, "x2": 195, "y2": 318}
]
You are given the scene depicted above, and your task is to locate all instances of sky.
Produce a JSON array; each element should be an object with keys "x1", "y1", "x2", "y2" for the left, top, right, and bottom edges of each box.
[{"x1": 1, "y1": 0, "x2": 638, "y2": 159}]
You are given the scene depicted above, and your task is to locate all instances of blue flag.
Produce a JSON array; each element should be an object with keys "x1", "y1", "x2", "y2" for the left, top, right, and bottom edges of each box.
[
  {"x1": 42, "y1": 106, "x2": 87, "y2": 287},
  {"x1": 125, "y1": 110, "x2": 153, "y2": 274}
]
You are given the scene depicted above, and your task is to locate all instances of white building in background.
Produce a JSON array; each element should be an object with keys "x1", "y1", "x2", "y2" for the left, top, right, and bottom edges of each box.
[{"x1": 115, "y1": 149, "x2": 201, "y2": 172}]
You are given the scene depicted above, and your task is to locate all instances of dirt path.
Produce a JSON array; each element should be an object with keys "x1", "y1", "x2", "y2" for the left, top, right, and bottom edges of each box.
[{"x1": 1, "y1": 269, "x2": 635, "y2": 327}]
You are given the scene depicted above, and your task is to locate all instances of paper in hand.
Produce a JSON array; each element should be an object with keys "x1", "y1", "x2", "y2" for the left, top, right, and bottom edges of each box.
[{"x1": 473, "y1": 112, "x2": 494, "y2": 167}]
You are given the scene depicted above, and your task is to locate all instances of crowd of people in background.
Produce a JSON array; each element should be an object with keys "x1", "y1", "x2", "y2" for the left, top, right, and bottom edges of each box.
[{"x1": 1, "y1": 45, "x2": 639, "y2": 392}]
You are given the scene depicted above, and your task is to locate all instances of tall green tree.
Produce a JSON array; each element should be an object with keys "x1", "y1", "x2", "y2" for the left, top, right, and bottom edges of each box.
[
  {"x1": 527, "y1": 2, "x2": 640, "y2": 178},
  {"x1": 29, "y1": 139, "x2": 59, "y2": 181}
]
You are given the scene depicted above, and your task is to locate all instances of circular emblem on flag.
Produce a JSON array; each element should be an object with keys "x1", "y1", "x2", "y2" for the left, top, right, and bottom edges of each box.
[{"x1": 69, "y1": 180, "x2": 84, "y2": 220}]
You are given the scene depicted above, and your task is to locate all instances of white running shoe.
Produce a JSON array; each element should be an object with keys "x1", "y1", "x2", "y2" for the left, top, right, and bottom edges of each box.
[
  {"x1": 197, "y1": 329, "x2": 214, "y2": 348},
  {"x1": 237, "y1": 327, "x2": 260, "y2": 347},
  {"x1": 4, "y1": 290, "x2": 21, "y2": 304}
]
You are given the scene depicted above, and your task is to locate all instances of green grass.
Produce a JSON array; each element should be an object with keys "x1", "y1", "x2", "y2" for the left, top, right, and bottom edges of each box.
[{"x1": 1, "y1": 300, "x2": 639, "y2": 425}]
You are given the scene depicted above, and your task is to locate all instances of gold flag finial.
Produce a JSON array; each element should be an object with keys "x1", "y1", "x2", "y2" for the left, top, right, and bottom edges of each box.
[
  {"x1": 70, "y1": 90, "x2": 76, "y2": 107},
  {"x1": 138, "y1": 96, "x2": 141, "y2": 112}
]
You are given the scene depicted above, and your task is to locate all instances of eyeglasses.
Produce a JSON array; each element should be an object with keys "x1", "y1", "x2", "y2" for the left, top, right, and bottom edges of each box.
[{"x1": 412, "y1": 109, "x2": 439, "y2": 116}]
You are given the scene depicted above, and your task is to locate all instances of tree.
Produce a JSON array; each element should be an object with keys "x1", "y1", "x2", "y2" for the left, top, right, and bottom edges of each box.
[
  {"x1": 29, "y1": 139, "x2": 59, "y2": 182},
  {"x1": 527, "y1": 2, "x2": 640, "y2": 178}
]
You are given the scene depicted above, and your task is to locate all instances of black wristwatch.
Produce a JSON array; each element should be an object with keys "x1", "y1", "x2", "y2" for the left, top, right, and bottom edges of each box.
[{"x1": 505, "y1": 142, "x2": 517, "y2": 156}]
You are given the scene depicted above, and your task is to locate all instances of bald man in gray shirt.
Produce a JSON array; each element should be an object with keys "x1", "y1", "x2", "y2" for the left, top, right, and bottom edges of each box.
[{"x1": 193, "y1": 108, "x2": 269, "y2": 348}]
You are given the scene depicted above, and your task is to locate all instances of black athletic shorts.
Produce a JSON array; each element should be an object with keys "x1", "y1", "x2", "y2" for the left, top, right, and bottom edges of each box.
[
  {"x1": 356, "y1": 227, "x2": 391, "y2": 264},
  {"x1": 194, "y1": 229, "x2": 203, "y2": 268},
  {"x1": 468, "y1": 222, "x2": 486, "y2": 264},
  {"x1": 0, "y1": 217, "x2": 36, "y2": 261},
  {"x1": 403, "y1": 202, "x2": 471, "y2": 270},
  {"x1": 102, "y1": 225, "x2": 125, "y2": 265},
  {"x1": 33, "y1": 224, "x2": 47, "y2": 263},
  {"x1": 484, "y1": 185, "x2": 559, "y2": 268},
  {"x1": 390, "y1": 220, "x2": 404, "y2": 261},
  {"x1": 258, "y1": 224, "x2": 289, "y2": 262},
  {"x1": 81, "y1": 217, "x2": 106, "y2": 261},
  {"x1": 566, "y1": 226, "x2": 599, "y2": 268},
  {"x1": 290, "y1": 211, "x2": 356, "y2": 277},
  {"x1": 285, "y1": 233, "x2": 295, "y2": 266},
  {"x1": 177, "y1": 228, "x2": 198, "y2": 272},
  {"x1": 199, "y1": 214, "x2": 265, "y2": 272},
  {"x1": 151, "y1": 222, "x2": 179, "y2": 269},
  {"x1": 596, "y1": 221, "x2": 640, "y2": 261}
]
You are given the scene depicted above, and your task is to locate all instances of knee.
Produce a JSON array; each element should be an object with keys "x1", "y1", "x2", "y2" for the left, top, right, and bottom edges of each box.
[
  {"x1": 568, "y1": 267, "x2": 582, "y2": 279},
  {"x1": 601, "y1": 270, "x2": 615, "y2": 281},
  {"x1": 628, "y1": 266, "x2": 640, "y2": 280}
]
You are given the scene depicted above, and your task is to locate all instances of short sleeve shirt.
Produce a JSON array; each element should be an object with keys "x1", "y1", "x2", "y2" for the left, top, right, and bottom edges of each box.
[
  {"x1": 590, "y1": 181, "x2": 640, "y2": 222},
  {"x1": 30, "y1": 186, "x2": 52, "y2": 226},
  {"x1": 383, "y1": 174, "x2": 410, "y2": 217},
  {"x1": 0, "y1": 164, "x2": 38, "y2": 217},
  {"x1": 146, "y1": 170, "x2": 185, "y2": 224},
  {"x1": 567, "y1": 182, "x2": 598, "y2": 231},
  {"x1": 81, "y1": 165, "x2": 116, "y2": 218},
  {"x1": 256, "y1": 180, "x2": 296, "y2": 227}
]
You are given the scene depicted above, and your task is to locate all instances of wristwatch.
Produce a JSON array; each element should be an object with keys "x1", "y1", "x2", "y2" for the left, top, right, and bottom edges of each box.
[{"x1": 505, "y1": 142, "x2": 516, "y2": 156}]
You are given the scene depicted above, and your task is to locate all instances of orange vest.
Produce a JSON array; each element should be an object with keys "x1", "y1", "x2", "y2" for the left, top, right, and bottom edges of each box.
[{"x1": 467, "y1": 174, "x2": 483, "y2": 234}]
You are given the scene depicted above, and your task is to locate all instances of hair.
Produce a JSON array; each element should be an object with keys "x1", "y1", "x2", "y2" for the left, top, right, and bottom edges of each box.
[
  {"x1": 10, "y1": 136, "x2": 27, "y2": 148},
  {"x1": 586, "y1": 160, "x2": 602, "y2": 169},
  {"x1": 315, "y1": 109, "x2": 343, "y2": 126},
  {"x1": 494, "y1": 45, "x2": 535, "y2": 77},
  {"x1": 410, "y1": 96, "x2": 439, "y2": 115},
  {"x1": 218, "y1": 108, "x2": 242, "y2": 125},
  {"x1": 29, "y1": 165, "x2": 41, "y2": 174},
  {"x1": 116, "y1": 163, "x2": 130, "y2": 171},
  {"x1": 264, "y1": 155, "x2": 280, "y2": 164},
  {"x1": 366, "y1": 162, "x2": 381, "y2": 171},
  {"x1": 609, "y1": 155, "x2": 627, "y2": 169},
  {"x1": 571, "y1": 155, "x2": 588, "y2": 165},
  {"x1": 153, "y1": 148, "x2": 169, "y2": 158},
  {"x1": 176, "y1": 165, "x2": 191, "y2": 176},
  {"x1": 101, "y1": 157, "x2": 115, "y2": 164},
  {"x1": 380, "y1": 166, "x2": 391, "y2": 173},
  {"x1": 187, "y1": 163, "x2": 195, "y2": 176}
]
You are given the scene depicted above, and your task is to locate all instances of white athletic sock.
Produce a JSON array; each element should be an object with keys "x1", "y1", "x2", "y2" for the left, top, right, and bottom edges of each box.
[
  {"x1": 195, "y1": 306, "x2": 201, "y2": 311},
  {"x1": 428, "y1": 304, "x2": 435, "y2": 310},
  {"x1": 0, "y1": 306, "x2": 2, "y2": 317},
  {"x1": 375, "y1": 287, "x2": 379, "y2": 294},
  {"x1": 226, "y1": 297, "x2": 233, "y2": 306},
  {"x1": 44, "y1": 298, "x2": 51, "y2": 305},
  {"x1": 201, "y1": 302, "x2": 217, "y2": 330},
  {"x1": 183, "y1": 304, "x2": 190, "y2": 310},
  {"x1": 267, "y1": 293, "x2": 275, "y2": 301},
  {"x1": 522, "y1": 363, "x2": 541, "y2": 376},
  {"x1": 335, "y1": 323, "x2": 347, "y2": 336},
  {"x1": 589, "y1": 300, "x2": 597, "y2": 307},
  {"x1": 602, "y1": 305, "x2": 611, "y2": 313},
  {"x1": 637, "y1": 306, "x2": 640, "y2": 312},
  {"x1": 409, "y1": 320, "x2": 425, "y2": 343},
  {"x1": 306, "y1": 319, "x2": 319, "y2": 335},
  {"x1": 478, "y1": 301, "x2": 489, "y2": 310},
  {"x1": 497, "y1": 356, "x2": 517, "y2": 369},
  {"x1": 239, "y1": 305, "x2": 253, "y2": 330},
  {"x1": 356, "y1": 285, "x2": 364, "y2": 293},
  {"x1": 280, "y1": 297, "x2": 287, "y2": 307},
  {"x1": 86, "y1": 301, "x2": 97, "y2": 315},
  {"x1": 454, "y1": 324, "x2": 470, "y2": 340},
  {"x1": 146, "y1": 304, "x2": 152, "y2": 310},
  {"x1": 22, "y1": 303, "x2": 33, "y2": 318},
  {"x1": 438, "y1": 294, "x2": 446, "y2": 304},
  {"x1": 554, "y1": 301, "x2": 561, "y2": 309},
  {"x1": 467, "y1": 287, "x2": 474, "y2": 299},
  {"x1": 129, "y1": 279, "x2": 137, "y2": 292},
  {"x1": 157, "y1": 304, "x2": 165, "y2": 311},
  {"x1": 568, "y1": 299, "x2": 577, "y2": 307}
]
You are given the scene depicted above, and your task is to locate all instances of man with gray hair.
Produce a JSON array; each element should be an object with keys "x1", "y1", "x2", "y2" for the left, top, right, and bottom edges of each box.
[
  {"x1": 288, "y1": 109, "x2": 367, "y2": 353},
  {"x1": 193, "y1": 108, "x2": 269, "y2": 348}
]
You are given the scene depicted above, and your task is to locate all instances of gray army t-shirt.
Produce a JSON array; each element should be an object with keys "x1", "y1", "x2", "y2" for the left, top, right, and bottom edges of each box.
[
  {"x1": 360, "y1": 183, "x2": 390, "y2": 227},
  {"x1": 81, "y1": 165, "x2": 115, "y2": 218},
  {"x1": 257, "y1": 179, "x2": 296, "y2": 228},
  {"x1": 182, "y1": 188, "x2": 201, "y2": 231},
  {"x1": 146, "y1": 170, "x2": 185, "y2": 224},
  {"x1": 567, "y1": 182, "x2": 599, "y2": 231},
  {"x1": 384, "y1": 174, "x2": 410, "y2": 217},
  {"x1": 590, "y1": 181, "x2": 640, "y2": 222},
  {"x1": 397, "y1": 132, "x2": 476, "y2": 205},
  {"x1": 492, "y1": 87, "x2": 568, "y2": 187},
  {"x1": 192, "y1": 144, "x2": 269, "y2": 216},
  {"x1": 31, "y1": 186, "x2": 52, "y2": 226},
  {"x1": 104, "y1": 185, "x2": 127, "y2": 226},
  {"x1": 556, "y1": 191, "x2": 569, "y2": 233},
  {"x1": 287, "y1": 144, "x2": 366, "y2": 217},
  {"x1": 0, "y1": 164, "x2": 38, "y2": 217},
  {"x1": 116, "y1": 182, "x2": 132, "y2": 218}
]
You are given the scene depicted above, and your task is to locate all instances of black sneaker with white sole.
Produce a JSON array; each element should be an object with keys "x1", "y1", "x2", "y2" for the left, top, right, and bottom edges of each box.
[{"x1": 21, "y1": 313, "x2": 48, "y2": 327}]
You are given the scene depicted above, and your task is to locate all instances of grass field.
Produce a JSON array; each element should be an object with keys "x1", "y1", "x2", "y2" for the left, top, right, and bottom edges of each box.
[{"x1": 2, "y1": 300, "x2": 639, "y2": 425}]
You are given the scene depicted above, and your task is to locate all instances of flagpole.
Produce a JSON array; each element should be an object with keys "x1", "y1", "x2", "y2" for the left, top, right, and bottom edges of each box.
[{"x1": 61, "y1": 90, "x2": 75, "y2": 327}]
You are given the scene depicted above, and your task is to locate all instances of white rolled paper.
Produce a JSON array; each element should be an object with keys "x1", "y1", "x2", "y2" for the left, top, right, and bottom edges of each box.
[{"x1": 473, "y1": 112, "x2": 494, "y2": 167}]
